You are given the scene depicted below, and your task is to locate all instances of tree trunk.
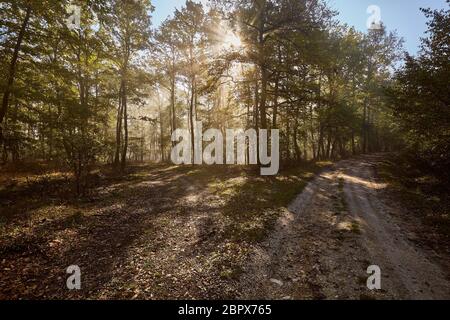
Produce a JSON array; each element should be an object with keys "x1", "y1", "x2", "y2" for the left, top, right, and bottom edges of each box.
[
  {"x1": 326, "y1": 129, "x2": 332, "y2": 159},
  {"x1": 259, "y1": 66, "x2": 268, "y2": 129},
  {"x1": 273, "y1": 73, "x2": 279, "y2": 128},
  {"x1": 285, "y1": 117, "x2": 291, "y2": 161},
  {"x1": 293, "y1": 118, "x2": 301, "y2": 162},
  {"x1": 170, "y1": 66, "x2": 176, "y2": 145},
  {"x1": 273, "y1": 45, "x2": 282, "y2": 129},
  {"x1": 158, "y1": 97, "x2": 165, "y2": 162},
  {"x1": 352, "y1": 130, "x2": 356, "y2": 155},
  {"x1": 257, "y1": 1, "x2": 268, "y2": 130},
  {"x1": 254, "y1": 79, "x2": 260, "y2": 163},
  {"x1": 114, "y1": 83, "x2": 123, "y2": 168},
  {"x1": 0, "y1": 6, "x2": 31, "y2": 146},
  {"x1": 362, "y1": 101, "x2": 367, "y2": 153},
  {"x1": 189, "y1": 78, "x2": 195, "y2": 161},
  {"x1": 121, "y1": 80, "x2": 128, "y2": 171}
]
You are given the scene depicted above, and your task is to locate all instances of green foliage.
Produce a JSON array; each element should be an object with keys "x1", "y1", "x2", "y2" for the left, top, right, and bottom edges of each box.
[
  {"x1": 388, "y1": 4, "x2": 450, "y2": 177},
  {"x1": 1, "y1": 0, "x2": 444, "y2": 194}
]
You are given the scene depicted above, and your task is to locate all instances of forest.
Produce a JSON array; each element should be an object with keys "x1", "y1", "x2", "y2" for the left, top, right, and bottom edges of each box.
[{"x1": 0, "y1": 0, "x2": 449, "y2": 300}]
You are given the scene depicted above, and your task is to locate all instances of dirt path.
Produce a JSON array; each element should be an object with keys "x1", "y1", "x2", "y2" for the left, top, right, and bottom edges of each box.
[
  {"x1": 1, "y1": 155, "x2": 448, "y2": 299},
  {"x1": 239, "y1": 154, "x2": 450, "y2": 300}
]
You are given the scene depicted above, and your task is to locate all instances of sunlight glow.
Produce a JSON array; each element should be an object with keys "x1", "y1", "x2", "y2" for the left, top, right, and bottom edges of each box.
[{"x1": 223, "y1": 32, "x2": 242, "y2": 49}]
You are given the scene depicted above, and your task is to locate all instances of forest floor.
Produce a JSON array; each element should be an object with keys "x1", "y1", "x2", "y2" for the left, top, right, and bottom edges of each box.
[{"x1": 0, "y1": 154, "x2": 449, "y2": 299}]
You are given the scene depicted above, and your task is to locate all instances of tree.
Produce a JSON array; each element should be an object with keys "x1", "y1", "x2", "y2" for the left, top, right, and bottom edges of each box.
[
  {"x1": 172, "y1": 1, "x2": 209, "y2": 158},
  {"x1": 389, "y1": 3, "x2": 450, "y2": 176},
  {"x1": 154, "y1": 18, "x2": 183, "y2": 143},
  {"x1": 0, "y1": 2, "x2": 31, "y2": 147},
  {"x1": 103, "y1": 0, "x2": 153, "y2": 171}
]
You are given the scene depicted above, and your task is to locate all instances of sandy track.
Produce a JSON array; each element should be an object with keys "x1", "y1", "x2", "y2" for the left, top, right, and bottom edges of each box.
[{"x1": 240, "y1": 154, "x2": 450, "y2": 300}]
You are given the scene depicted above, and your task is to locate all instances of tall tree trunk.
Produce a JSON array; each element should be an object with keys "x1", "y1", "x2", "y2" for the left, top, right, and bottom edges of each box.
[
  {"x1": 285, "y1": 115, "x2": 291, "y2": 161},
  {"x1": 158, "y1": 96, "x2": 165, "y2": 162},
  {"x1": 254, "y1": 79, "x2": 260, "y2": 163},
  {"x1": 0, "y1": 6, "x2": 31, "y2": 146},
  {"x1": 115, "y1": 83, "x2": 123, "y2": 167},
  {"x1": 273, "y1": 74, "x2": 279, "y2": 129},
  {"x1": 367, "y1": 106, "x2": 372, "y2": 152},
  {"x1": 259, "y1": 67, "x2": 268, "y2": 129},
  {"x1": 11, "y1": 99, "x2": 20, "y2": 162},
  {"x1": 362, "y1": 100, "x2": 367, "y2": 153},
  {"x1": 254, "y1": 80, "x2": 260, "y2": 130},
  {"x1": 170, "y1": 63, "x2": 176, "y2": 146},
  {"x1": 257, "y1": 0, "x2": 268, "y2": 130},
  {"x1": 293, "y1": 116, "x2": 301, "y2": 162},
  {"x1": 189, "y1": 78, "x2": 195, "y2": 161},
  {"x1": 245, "y1": 81, "x2": 251, "y2": 164},
  {"x1": 273, "y1": 45, "x2": 282, "y2": 128},
  {"x1": 317, "y1": 125, "x2": 324, "y2": 160},
  {"x1": 352, "y1": 130, "x2": 356, "y2": 155},
  {"x1": 326, "y1": 129, "x2": 332, "y2": 159}
]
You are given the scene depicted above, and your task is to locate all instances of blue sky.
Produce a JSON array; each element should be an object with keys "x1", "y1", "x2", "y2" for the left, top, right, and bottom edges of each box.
[
  {"x1": 151, "y1": 0, "x2": 448, "y2": 54},
  {"x1": 330, "y1": 0, "x2": 448, "y2": 54}
]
